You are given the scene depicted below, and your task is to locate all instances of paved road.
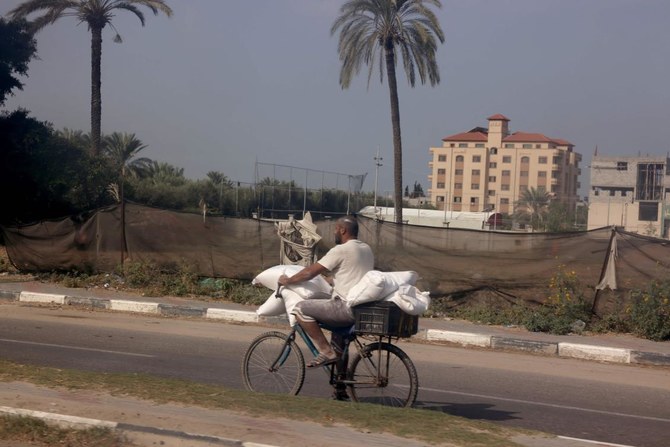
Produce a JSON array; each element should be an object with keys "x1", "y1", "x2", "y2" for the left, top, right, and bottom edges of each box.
[{"x1": 1, "y1": 304, "x2": 669, "y2": 447}]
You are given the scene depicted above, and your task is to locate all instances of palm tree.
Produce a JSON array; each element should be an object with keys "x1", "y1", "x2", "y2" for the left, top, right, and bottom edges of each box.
[
  {"x1": 515, "y1": 186, "x2": 551, "y2": 232},
  {"x1": 56, "y1": 127, "x2": 91, "y2": 150},
  {"x1": 104, "y1": 131, "x2": 151, "y2": 181},
  {"x1": 331, "y1": 0, "x2": 444, "y2": 224},
  {"x1": 143, "y1": 160, "x2": 185, "y2": 186},
  {"x1": 101, "y1": 131, "x2": 149, "y2": 265},
  {"x1": 9, "y1": 0, "x2": 173, "y2": 156}
]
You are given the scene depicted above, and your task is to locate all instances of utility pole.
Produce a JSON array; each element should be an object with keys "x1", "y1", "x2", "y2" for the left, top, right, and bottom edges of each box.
[{"x1": 374, "y1": 147, "x2": 383, "y2": 214}]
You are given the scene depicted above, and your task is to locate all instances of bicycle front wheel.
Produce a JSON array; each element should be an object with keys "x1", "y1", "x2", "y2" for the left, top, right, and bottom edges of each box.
[
  {"x1": 348, "y1": 342, "x2": 418, "y2": 407},
  {"x1": 242, "y1": 331, "x2": 305, "y2": 395}
]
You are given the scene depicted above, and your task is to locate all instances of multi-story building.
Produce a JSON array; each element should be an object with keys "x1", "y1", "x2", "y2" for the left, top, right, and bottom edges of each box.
[
  {"x1": 588, "y1": 155, "x2": 670, "y2": 238},
  {"x1": 428, "y1": 114, "x2": 582, "y2": 214}
]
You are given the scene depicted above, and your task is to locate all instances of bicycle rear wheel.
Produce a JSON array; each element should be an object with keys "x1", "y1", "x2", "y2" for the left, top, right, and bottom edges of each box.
[
  {"x1": 348, "y1": 342, "x2": 418, "y2": 407},
  {"x1": 242, "y1": 331, "x2": 305, "y2": 395}
]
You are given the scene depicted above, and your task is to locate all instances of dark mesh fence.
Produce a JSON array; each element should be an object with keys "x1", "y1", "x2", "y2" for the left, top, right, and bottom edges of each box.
[
  {"x1": 3, "y1": 204, "x2": 670, "y2": 313},
  {"x1": 2, "y1": 203, "x2": 279, "y2": 278}
]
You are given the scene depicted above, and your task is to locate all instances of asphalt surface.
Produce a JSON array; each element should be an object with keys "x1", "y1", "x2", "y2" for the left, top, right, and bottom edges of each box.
[{"x1": 1, "y1": 278, "x2": 668, "y2": 447}]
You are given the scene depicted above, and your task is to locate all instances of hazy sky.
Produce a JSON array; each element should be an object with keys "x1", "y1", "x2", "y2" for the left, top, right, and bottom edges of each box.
[{"x1": 3, "y1": 0, "x2": 669, "y2": 198}]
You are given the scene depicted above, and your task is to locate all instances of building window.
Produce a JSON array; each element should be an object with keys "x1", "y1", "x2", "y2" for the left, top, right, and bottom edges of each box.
[
  {"x1": 438, "y1": 155, "x2": 447, "y2": 162},
  {"x1": 488, "y1": 176, "x2": 497, "y2": 182},
  {"x1": 504, "y1": 143, "x2": 514, "y2": 148},
  {"x1": 490, "y1": 147, "x2": 498, "y2": 154},
  {"x1": 552, "y1": 171, "x2": 559, "y2": 179},
  {"x1": 503, "y1": 156, "x2": 512, "y2": 163},
  {"x1": 636, "y1": 163, "x2": 664, "y2": 200},
  {"x1": 609, "y1": 189, "x2": 616, "y2": 197},
  {"x1": 488, "y1": 190, "x2": 496, "y2": 196},
  {"x1": 475, "y1": 143, "x2": 485, "y2": 148},
  {"x1": 437, "y1": 168, "x2": 446, "y2": 174},
  {"x1": 455, "y1": 169, "x2": 463, "y2": 175},
  {"x1": 470, "y1": 197, "x2": 478, "y2": 204},
  {"x1": 436, "y1": 196, "x2": 444, "y2": 202},
  {"x1": 617, "y1": 161, "x2": 628, "y2": 171},
  {"x1": 502, "y1": 170, "x2": 510, "y2": 176},
  {"x1": 593, "y1": 187, "x2": 600, "y2": 196},
  {"x1": 437, "y1": 182, "x2": 445, "y2": 188},
  {"x1": 551, "y1": 185, "x2": 559, "y2": 193},
  {"x1": 536, "y1": 144, "x2": 541, "y2": 149},
  {"x1": 472, "y1": 169, "x2": 480, "y2": 176},
  {"x1": 538, "y1": 171, "x2": 547, "y2": 178},
  {"x1": 471, "y1": 183, "x2": 480, "y2": 190},
  {"x1": 453, "y1": 196, "x2": 462, "y2": 203},
  {"x1": 450, "y1": 143, "x2": 455, "y2": 147},
  {"x1": 639, "y1": 201, "x2": 659, "y2": 221},
  {"x1": 553, "y1": 156, "x2": 561, "y2": 164},
  {"x1": 500, "y1": 198, "x2": 509, "y2": 205},
  {"x1": 539, "y1": 156, "x2": 547, "y2": 164},
  {"x1": 489, "y1": 162, "x2": 497, "y2": 168},
  {"x1": 454, "y1": 183, "x2": 462, "y2": 189},
  {"x1": 537, "y1": 186, "x2": 546, "y2": 193},
  {"x1": 501, "y1": 184, "x2": 510, "y2": 191},
  {"x1": 456, "y1": 155, "x2": 464, "y2": 162},
  {"x1": 472, "y1": 155, "x2": 481, "y2": 162},
  {"x1": 522, "y1": 144, "x2": 532, "y2": 149},
  {"x1": 520, "y1": 171, "x2": 528, "y2": 177},
  {"x1": 458, "y1": 143, "x2": 468, "y2": 148},
  {"x1": 521, "y1": 156, "x2": 530, "y2": 163}
]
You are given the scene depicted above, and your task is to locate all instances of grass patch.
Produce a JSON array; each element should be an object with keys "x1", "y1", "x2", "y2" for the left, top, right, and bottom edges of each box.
[
  {"x1": 0, "y1": 360, "x2": 534, "y2": 447},
  {"x1": 0, "y1": 414, "x2": 130, "y2": 447}
]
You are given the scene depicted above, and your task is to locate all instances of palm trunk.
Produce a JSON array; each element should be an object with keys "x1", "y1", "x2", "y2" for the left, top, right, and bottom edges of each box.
[
  {"x1": 385, "y1": 44, "x2": 403, "y2": 225},
  {"x1": 90, "y1": 26, "x2": 102, "y2": 156}
]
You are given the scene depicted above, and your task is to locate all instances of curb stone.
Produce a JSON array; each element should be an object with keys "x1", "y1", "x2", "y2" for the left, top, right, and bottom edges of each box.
[
  {"x1": 0, "y1": 406, "x2": 278, "y2": 447},
  {"x1": 2, "y1": 289, "x2": 669, "y2": 367}
]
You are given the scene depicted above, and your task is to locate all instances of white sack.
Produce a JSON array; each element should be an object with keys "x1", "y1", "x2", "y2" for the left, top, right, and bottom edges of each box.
[
  {"x1": 346, "y1": 270, "x2": 386, "y2": 306},
  {"x1": 347, "y1": 270, "x2": 421, "y2": 306},
  {"x1": 384, "y1": 284, "x2": 431, "y2": 316},
  {"x1": 385, "y1": 271, "x2": 418, "y2": 287},
  {"x1": 255, "y1": 289, "x2": 306, "y2": 326},
  {"x1": 256, "y1": 291, "x2": 285, "y2": 317},
  {"x1": 253, "y1": 265, "x2": 331, "y2": 299},
  {"x1": 378, "y1": 271, "x2": 419, "y2": 297}
]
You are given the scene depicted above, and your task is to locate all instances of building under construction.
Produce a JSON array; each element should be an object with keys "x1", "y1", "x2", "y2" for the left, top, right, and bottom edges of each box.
[{"x1": 588, "y1": 154, "x2": 670, "y2": 238}]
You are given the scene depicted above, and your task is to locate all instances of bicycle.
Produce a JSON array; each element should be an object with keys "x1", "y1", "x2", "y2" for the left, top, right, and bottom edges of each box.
[{"x1": 241, "y1": 289, "x2": 419, "y2": 407}]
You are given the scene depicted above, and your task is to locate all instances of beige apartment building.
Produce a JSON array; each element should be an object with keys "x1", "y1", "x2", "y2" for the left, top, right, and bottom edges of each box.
[
  {"x1": 588, "y1": 155, "x2": 670, "y2": 238},
  {"x1": 428, "y1": 114, "x2": 582, "y2": 214}
]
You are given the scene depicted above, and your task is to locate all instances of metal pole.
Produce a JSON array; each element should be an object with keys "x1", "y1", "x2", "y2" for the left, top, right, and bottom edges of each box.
[{"x1": 374, "y1": 147, "x2": 383, "y2": 214}]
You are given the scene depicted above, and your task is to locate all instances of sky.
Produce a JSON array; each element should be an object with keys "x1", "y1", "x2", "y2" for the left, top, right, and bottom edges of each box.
[{"x1": 2, "y1": 0, "x2": 670, "y2": 199}]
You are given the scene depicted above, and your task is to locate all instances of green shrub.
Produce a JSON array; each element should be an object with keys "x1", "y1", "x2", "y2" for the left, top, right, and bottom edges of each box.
[
  {"x1": 628, "y1": 281, "x2": 670, "y2": 341},
  {"x1": 529, "y1": 266, "x2": 590, "y2": 334}
]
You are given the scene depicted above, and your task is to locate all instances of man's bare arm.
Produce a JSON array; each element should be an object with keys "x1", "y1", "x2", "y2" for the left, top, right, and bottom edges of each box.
[{"x1": 277, "y1": 263, "x2": 328, "y2": 286}]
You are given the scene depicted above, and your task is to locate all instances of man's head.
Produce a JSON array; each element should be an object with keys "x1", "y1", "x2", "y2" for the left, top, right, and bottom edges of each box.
[{"x1": 334, "y1": 216, "x2": 359, "y2": 244}]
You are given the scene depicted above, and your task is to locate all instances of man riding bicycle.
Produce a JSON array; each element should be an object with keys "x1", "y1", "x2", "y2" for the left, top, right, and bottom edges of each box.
[{"x1": 278, "y1": 215, "x2": 374, "y2": 400}]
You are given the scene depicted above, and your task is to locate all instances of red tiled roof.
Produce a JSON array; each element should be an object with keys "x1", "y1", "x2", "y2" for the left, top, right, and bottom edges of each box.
[
  {"x1": 442, "y1": 131, "x2": 488, "y2": 142},
  {"x1": 487, "y1": 113, "x2": 510, "y2": 121},
  {"x1": 553, "y1": 138, "x2": 574, "y2": 146},
  {"x1": 503, "y1": 132, "x2": 553, "y2": 143}
]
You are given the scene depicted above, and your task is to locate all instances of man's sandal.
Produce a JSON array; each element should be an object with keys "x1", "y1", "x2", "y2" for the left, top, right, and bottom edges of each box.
[{"x1": 306, "y1": 353, "x2": 338, "y2": 368}]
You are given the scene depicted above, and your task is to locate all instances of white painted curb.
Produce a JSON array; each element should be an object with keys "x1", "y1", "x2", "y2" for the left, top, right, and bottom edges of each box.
[
  {"x1": 206, "y1": 308, "x2": 258, "y2": 323},
  {"x1": 19, "y1": 292, "x2": 66, "y2": 304},
  {"x1": 558, "y1": 343, "x2": 631, "y2": 364},
  {"x1": 0, "y1": 406, "x2": 116, "y2": 429},
  {"x1": 109, "y1": 300, "x2": 159, "y2": 314},
  {"x1": 426, "y1": 329, "x2": 491, "y2": 347}
]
